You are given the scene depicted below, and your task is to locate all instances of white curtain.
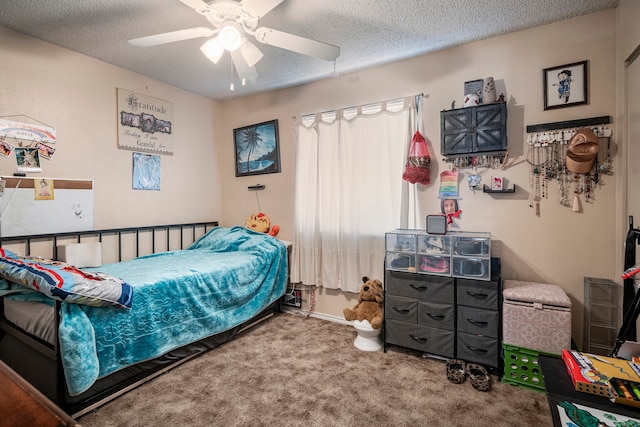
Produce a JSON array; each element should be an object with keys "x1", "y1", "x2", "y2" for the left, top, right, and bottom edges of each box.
[{"x1": 291, "y1": 97, "x2": 418, "y2": 293}]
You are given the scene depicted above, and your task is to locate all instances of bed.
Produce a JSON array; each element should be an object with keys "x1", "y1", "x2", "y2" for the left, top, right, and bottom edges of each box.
[{"x1": 0, "y1": 222, "x2": 288, "y2": 418}]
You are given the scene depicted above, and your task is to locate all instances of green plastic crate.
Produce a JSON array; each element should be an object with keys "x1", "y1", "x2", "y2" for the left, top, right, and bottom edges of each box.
[{"x1": 501, "y1": 343, "x2": 557, "y2": 392}]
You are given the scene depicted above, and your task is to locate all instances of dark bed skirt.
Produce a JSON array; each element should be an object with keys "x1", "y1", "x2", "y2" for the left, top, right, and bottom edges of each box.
[{"x1": 0, "y1": 301, "x2": 279, "y2": 418}]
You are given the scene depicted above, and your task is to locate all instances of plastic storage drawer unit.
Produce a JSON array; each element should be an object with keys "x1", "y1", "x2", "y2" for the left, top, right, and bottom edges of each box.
[
  {"x1": 452, "y1": 232, "x2": 491, "y2": 281},
  {"x1": 502, "y1": 280, "x2": 571, "y2": 355}
]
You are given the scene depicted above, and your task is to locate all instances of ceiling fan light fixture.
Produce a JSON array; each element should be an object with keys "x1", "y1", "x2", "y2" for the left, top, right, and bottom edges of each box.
[
  {"x1": 219, "y1": 21, "x2": 243, "y2": 51},
  {"x1": 239, "y1": 41, "x2": 264, "y2": 68},
  {"x1": 200, "y1": 38, "x2": 224, "y2": 64}
]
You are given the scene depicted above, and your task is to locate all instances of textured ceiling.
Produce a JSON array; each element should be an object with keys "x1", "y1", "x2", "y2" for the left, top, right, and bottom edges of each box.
[{"x1": 0, "y1": 0, "x2": 618, "y2": 101}]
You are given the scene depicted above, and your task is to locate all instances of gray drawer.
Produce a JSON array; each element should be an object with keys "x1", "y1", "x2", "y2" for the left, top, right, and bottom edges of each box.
[
  {"x1": 457, "y1": 279, "x2": 500, "y2": 310},
  {"x1": 456, "y1": 306, "x2": 499, "y2": 338},
  {"x1": 385, "y1": 319, "x2": 454, "y2": 357},
  {"x1": 385, "y1": 294, "x2": 417, "y2": 323},
  {"x1": 385, "y1": 270, "x2": 454, "y2": 303},
  {"x1": 456, "y1": 332, "x2": 499, "y2": 368},
  {"x1": 418, "y1": 301, "x2": 455, "y2": 330}
]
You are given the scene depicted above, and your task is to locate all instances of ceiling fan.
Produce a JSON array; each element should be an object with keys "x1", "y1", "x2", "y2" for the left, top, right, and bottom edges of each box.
[{"x1": 128, "y1": 0, "x2": 341, "y2": 85}]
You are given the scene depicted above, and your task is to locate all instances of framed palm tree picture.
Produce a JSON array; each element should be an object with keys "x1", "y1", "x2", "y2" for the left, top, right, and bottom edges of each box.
[{"x1": 234, "y1": 119, "x2": 281, "y2": 177}]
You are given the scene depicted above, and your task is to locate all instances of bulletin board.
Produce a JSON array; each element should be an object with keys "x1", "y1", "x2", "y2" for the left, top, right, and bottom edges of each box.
[{"x1": 0, "y1": 177, "x2": 94, "y2": 237}]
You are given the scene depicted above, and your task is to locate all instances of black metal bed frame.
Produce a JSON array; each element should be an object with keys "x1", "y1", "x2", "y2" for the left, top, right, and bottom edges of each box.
[
  {"x1": 0, "y1": 221, "x2": 281, "y2": 418},
  {"x1": 0, "y1": 221, "x2": 219, "y2": 261}
]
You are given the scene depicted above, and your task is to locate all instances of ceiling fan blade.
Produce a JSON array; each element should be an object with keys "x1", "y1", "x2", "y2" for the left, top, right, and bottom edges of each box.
[
  {"x1": 177, "y1": 0, "x2": 211, "y2": 13},
  {"x1": 254, "y1": 27, "x2": 340, "y2": 61},
  {"x1": 241, "y1": 0, "x2": 284, "y2": 19},
  {"x1": 128, "y1": 27, "x2": 215, "y2": 47},
  {"x1": 231, "y1": 50, "x2": 258, "y2": 81}
]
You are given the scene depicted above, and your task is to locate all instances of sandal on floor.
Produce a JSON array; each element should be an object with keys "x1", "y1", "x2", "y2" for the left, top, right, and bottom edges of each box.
[
  {"x1": 467, "y1": 363, "x2": 491, "y2": 391},
  {"x1": 445, "y1": 359, "x2": 466, "y2": 384}
]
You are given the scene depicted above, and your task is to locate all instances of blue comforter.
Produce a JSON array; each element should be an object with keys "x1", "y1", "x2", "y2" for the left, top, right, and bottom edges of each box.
[{"x1": 58, "y1": 226, "x2": 287, "y2": 396}]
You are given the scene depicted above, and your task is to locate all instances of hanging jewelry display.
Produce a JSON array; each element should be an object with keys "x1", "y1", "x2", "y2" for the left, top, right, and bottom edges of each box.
[
  {"x1": 443, "y1": 151, "x2": 508, "y2": 169},
  {"x1": 525, "y1": 120, "x2": 613, "y2": 215},
  {"x1": 526, "y1": 133, "x2": 550, "y2": 216},
  {"x1": 598, "y1": 127, "x2": 614, "y2": 176}
]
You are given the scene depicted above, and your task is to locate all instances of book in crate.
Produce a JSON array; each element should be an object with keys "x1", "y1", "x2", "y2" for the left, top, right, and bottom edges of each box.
[{"x1": 562, "y1": 349, "x2": 640, "y2": 408}]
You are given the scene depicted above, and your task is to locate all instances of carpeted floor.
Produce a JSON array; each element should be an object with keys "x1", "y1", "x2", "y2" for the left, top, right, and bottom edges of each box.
[{"x1": 78, "y1": 312, "x2": 552, "y2": 427}]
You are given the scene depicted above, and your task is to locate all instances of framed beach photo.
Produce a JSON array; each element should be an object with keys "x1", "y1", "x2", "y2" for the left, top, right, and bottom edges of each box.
[
  {"x1": 543, "y1": 60, "x2": 588, "y2": 110},
  {"x1": 234, "y1": 119, "x2": 281, "y2": 177}
]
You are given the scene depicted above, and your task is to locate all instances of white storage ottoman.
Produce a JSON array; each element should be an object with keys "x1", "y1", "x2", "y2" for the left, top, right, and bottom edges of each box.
[{"x1": 502, "y1": 280, "x2": 572, "y2": 355}]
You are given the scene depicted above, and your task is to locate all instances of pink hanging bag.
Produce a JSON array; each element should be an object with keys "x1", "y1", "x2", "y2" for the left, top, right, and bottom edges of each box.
[{"x1": 402, "y1": 130, "x2": 431, "y2": 185}]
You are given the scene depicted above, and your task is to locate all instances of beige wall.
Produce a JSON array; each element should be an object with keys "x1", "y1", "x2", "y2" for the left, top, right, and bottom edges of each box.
[
  {"x1": 0, "y1": 7, "x2": 628, "y2": 347},
  {"x1": 0, "y1": 26, "x2": 223, "y2": 229},
  {"x1": 221, "y1": 10, "x2": 620, "y2": 345},
  {"x1": 618, "y1": 0, "x2": 640, "y2": 61}
]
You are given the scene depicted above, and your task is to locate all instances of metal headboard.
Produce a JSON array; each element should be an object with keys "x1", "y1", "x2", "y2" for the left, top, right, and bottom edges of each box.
[{"x1": 0, "y1": 221, "x2": 219, "y2": 262}]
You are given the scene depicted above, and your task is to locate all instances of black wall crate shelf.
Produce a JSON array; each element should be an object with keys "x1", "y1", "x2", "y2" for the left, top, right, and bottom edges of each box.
[
  {"x1": 441, "y1": 102, "x2": 507, "y2": 156},
  {"x1": 483, "y1": 184, "x2": 516, "y2": 193}
]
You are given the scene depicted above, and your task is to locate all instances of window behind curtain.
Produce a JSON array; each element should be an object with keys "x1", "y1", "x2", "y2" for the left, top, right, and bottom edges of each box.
[{"x1": 291, "y1": 98, "x2": 414, "y2": 293}]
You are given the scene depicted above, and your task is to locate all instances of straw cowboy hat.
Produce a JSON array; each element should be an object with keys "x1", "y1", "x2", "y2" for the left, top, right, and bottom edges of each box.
[{"x1": 566, "y1": 127, "x2": 599, "y2": 174}]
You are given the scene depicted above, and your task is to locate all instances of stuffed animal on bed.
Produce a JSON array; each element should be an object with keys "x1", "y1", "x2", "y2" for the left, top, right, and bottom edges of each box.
[
  {"x1": 343, "y1": 276, "x2": 384, "y2": 329},
  {"x1": 245, "y1": 212, "x2": 280, "y2": 237}
]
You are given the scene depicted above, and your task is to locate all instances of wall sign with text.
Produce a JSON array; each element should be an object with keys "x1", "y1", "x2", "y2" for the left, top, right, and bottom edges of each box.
[{"x1": 117, "y1": 88, "x2": 174, "y2": 155}]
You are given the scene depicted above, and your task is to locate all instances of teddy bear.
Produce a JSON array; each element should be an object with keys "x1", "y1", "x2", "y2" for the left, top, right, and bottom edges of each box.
[
  {"x1": 245, "y1": 212, "x2": 279, "y2": 236},
  {"x1": 343, "y1": 276, "x2": 384, "y2": 329}
]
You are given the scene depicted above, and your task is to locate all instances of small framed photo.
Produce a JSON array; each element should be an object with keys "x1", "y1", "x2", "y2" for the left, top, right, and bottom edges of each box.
[
  {"x1": 15, "y1": 147, "x2": 41, "y2": 173},
  {"x1": 36, "y1": 142, "x2": 56, "y2": 160},
  {"x1": 464, "y1": 79, "x2": 484, "y2": 102},
  {"x1": 120, "y1": 111, "x2": 141, "y2": 128},
  {"x1": 0, "y1": 139, "x2": 13, "y2": 157},
  {"x1": 140, "y1": 113, "x2": 156, "y2": 134},
  {"x1": 234, "y1": 119, "x2": 281, "y2": 177},
  {"x1": 35, "y1": 178, "x2": 54, "y2": 200},
  {"x1": 543, "y1": 60, "x2": 588, "y2": 110},
  {"x1": 491, "y1": 176, "x2": 504, "y2": 191}
]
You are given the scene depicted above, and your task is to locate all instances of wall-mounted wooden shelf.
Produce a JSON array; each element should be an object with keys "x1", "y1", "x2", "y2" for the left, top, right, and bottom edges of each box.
[
  {"x1": 526, "y1": 116, "x2": 610, "y2": 133},
  {"x1": 482, "y1": 184, "x2": 515, "y2": 193}
]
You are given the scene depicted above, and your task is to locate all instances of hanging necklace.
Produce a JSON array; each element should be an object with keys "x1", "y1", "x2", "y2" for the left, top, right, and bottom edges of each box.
[
  {"x1": 529, "y1": 142, "x2": 543, "y2": 216},
  {"x1": 599, "y1": 131, "x2": 614, "y2": 176},
  {"x1": 585, "y1": 173, "x2": 593, "y2": 202},
  {"x1": 558, "y1": 131, "x2": 572, "y2": 207},
  {"x1": 558, "y1": 141, "x2": 570, "y2": 207},
  {"x1": 541, "y1": 142, "x2": 548, "y2": 200}
]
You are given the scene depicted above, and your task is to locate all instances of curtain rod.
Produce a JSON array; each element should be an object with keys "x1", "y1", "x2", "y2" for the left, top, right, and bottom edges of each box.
[{"x1": 294, "y1": 93, "x2": 426, "y2": 122}]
